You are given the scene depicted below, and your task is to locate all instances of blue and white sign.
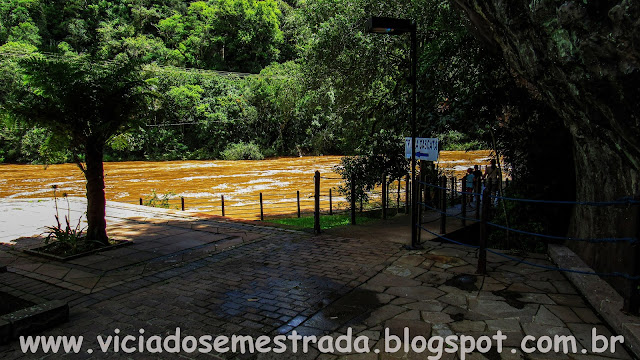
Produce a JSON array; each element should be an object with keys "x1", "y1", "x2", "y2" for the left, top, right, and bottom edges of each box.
[{"x1": 405, "y1": 137, "x2": 439, "y2": 161}]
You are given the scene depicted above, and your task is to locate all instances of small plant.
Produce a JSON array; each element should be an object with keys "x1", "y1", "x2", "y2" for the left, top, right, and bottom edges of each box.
[
  {"x1": 144, "y1": 190, "x2": 175, "y2": 208},
  {"x1": 43, "y1": 185, "x2": 87, "y2": 254}
]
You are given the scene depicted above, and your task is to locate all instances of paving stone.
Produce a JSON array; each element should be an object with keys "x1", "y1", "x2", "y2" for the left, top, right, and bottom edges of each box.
[
  {"x1": 573, "y1": 307, "x2": 601, "y2": 325},
  {"x1": 389, "y1": 298, "x2": 414, "y2": 306},
  {"x1": 376, "y1": 293, "x2": 395, "y2": 304},
  {"x1": 367, "y1": 273, "x2": 421, "y2": 288},
  {"x1": 533, "y1": 305, "x2": 565, "y2": 327},
  {"x1": 395, "y1": 255, "x2": 426, "y2": 267},
  {"x1": 215, "y1": 237, "x2": 244, "y2": 251},
  {"x1": 430, "y1": 323, "x2": 454, "y2": 337},
  {"x1": 520, "y1": 293, "x2": 555, "y2": 305},
  {"x1": 438, "y1": 293, "x2": 467, "y2": 307},
  {"x1": 449, "y1": 320, "x2": 486, "y2": 333},
  {"x1": 415, "y1": 271, "x2": 454, "y2": 285},
  {"x1": 545, "y1": 305, "x2": 582, "y2": 323},
  {"x1": 384, "y1": 265, "x2": 426, "y2": 279},
  {"x1": 507, "y1": 283, "x2": 540, "y2": 293},
  {"x1": 469, "y1": 299, "x2": 539, "y2": 320},
  {"x1": 527, "y1": 280, "x2": 559, "y2": 294},
  {"x1": 404, "y1": 300, "x2": 445, "y2": 312},
  {"x1": 395, "y1": 310, "x2": 420, "y2": 321},
  {"x1": 551, "y1": 280, "x2": 579, "y2": 294},
  {"x1": 522, "y1": 323, "x2": 572, "y2": 339},
  {"x1": 485, "y1": 318, "x2": 522, "y2": 332},
  {"x1": 548, "y1": 294, "x2": 587, "y2": 308},
  {"x1": 385, "y1": 286, "x2": 445, "y2": 301},
  {"x1": 384, "y1": 319, "x2": 432, "y2": 340},
  {"x1": 420, "y1": 311, "x2": 453, "y2": 324},
  {"x1": 364, "y1": 305, "x2": 407, "y2": 327}
]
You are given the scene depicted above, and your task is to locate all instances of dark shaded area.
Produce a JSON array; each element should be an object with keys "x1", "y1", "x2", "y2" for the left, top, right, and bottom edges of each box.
[
  {"x1": 451, "y1": 0, "x2": 639, "y2": 298},
  {"x1": 0, "y1": 292, "x2": 34, "y2": 316},
  {"x1": 444, "y1": 274, "x2": 478, "y2": 292},
  {"x1": 492, "y1": 290, "x2": 525, "y2": 310}
]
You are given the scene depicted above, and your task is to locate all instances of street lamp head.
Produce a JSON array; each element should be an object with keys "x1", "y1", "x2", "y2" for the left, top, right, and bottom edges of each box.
[{"x1": 366, "y1": 17, "x2": 414, "y2": 35}]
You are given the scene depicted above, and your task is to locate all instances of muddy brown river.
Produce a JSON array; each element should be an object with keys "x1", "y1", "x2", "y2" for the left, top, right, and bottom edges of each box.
[{"x1": 0, "y1": 151, "x2": 494, "y2": 219}]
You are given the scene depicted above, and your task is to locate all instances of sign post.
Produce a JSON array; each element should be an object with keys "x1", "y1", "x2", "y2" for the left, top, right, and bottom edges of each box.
[
  {"x1": 405, "y1": 138, "x2": 439, "y2": 249},
  {"x1": 405, "y1": 138, "x2": 439, "y2": 162}
]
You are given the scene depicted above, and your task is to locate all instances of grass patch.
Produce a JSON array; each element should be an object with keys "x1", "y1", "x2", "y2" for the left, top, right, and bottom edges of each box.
[{"x1": 266, "y1": 214, "x2": 377, "y2": 230}]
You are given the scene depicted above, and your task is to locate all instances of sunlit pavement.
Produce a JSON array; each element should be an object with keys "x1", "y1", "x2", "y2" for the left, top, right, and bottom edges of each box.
[{"x1": 0, "y1": 200, "x2": 634, "y2": 359}]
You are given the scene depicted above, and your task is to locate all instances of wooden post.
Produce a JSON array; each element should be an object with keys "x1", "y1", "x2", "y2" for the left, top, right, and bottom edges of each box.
[
  {"x1": 417, "y1": 181, "x2": 423, "y2": 243},
  {"x1": 451, "y1": 177, "x2": 456, "y2": 206},
  {"x1": 221, "y1": 195, "x2": 225, "y2": 217},
  {"x1": 397, "y1": 179, "x2": 401, "y2": 214},
  {"x1": 505, "y1": 178, "x2": 510, "y2": 188},
  {"x1": 314, "y1": 171, "x2": 321, "y2": 234},
  {"x1": 440, "y1": 176, "x2": 447, "y2": 234},
  {"x1": 139, "y1": 198, "x2": 143, "y2": 206},
  {"x1": 181, "y1": 196, "x2": 185, "y2": 211},
  {"x1": 623, "y1": 194, "x2": 640, "y2": 314},
  {"x1": 350, "y1": 180, "x2": 356, "y2": 225},
  {"x1": 329, "y1": 188, "x2": 333, "y2": 215},
  {"x1": 382, "y1": 173, "x2": 387, "y2": 220},
  {"x1": 475, "y1": 177, "x2": 481, "y2": 220},
  {"x1": 477, "y1": 185, "x2": 490, "y2": 275},
  {"x1": 461, "y1": 178, "x2": 466, "y2": 227},
  {"x1": 259, "y1": 192, "x2": 264, "y2": 221},
  {"x1": 297, "y1": 190, "x2": 301, "y2": 218},
  {"x1": 405, "y1": 175, "x2": 410, "y2": 214}
]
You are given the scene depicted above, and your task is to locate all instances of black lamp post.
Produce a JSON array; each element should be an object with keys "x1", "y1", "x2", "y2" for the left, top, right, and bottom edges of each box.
[{"x1": 366, "y1": 17, "x2": 422, "y2": 249}]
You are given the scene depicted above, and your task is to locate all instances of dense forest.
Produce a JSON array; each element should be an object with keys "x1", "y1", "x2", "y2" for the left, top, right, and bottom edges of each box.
[{"x1": 0, "y1": 0, "x2": 558, "y2": 167}]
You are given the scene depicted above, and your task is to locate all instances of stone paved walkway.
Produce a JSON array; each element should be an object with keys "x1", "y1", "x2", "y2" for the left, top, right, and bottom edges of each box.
[{"x1": 0, "y1": 199, "x2": 635, "y2": 359}]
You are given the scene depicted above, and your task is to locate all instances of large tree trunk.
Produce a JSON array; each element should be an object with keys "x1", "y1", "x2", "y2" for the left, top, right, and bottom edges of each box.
[
  {"x1": 451, "y1": 1, "x2": 640, "y2": 295},
  {"x1": 84, "y1": 139, "x2": 108, "y2": 245}
]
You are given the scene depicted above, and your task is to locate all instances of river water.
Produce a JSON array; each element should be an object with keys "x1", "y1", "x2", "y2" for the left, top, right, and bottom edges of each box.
[{"x1": 0, "y1": 151, "x2": 493, "y2": 219}]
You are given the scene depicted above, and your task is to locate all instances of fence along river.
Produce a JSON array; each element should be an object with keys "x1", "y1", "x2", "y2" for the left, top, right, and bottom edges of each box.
[{"x1": 0, "y1": 151, "x2": 493, "y2": 220}]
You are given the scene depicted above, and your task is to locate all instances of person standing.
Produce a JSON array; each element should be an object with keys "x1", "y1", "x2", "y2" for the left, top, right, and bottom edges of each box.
[
  {"x1": 484, "y1": 159, "x2": 501, "y2": 203},
  {"x1": 465, "y1": 168, "x2": 475, "y2": 206},
  {"x1": 472, "y1": 165, "x2": 482, "y2": 195}
]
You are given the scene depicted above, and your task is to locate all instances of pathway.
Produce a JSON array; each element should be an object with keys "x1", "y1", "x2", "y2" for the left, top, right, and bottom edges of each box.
[{"x1": 0, "y1": 199, "x2": 634, "y2": 359}]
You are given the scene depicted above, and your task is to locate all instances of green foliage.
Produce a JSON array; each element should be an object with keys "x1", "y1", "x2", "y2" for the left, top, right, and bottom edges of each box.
[
  {"x1": 220, "y1": 141, "x2": 264, "y2": 160},
  {"x1": 156, "y1": 0, "x2": 284, "y2": 72},
  {"x1": 437, "y1": 130, "x2": 484, "y2": 151},
  {"x1": 144, "y1": 190, "x2": 175, "y2": 208},
  {"x1": 43, "y1": 186, "x2": 87, "y2": 254},
  {"x1": 44, "y1": 215, "x2": 86, "y2": 254},
  {"x1": 334, "y1": 131, "x2": 408, "y2": 204},
  {"x1": 267, "y1": 214, "x2": 376, "y2": 230}
]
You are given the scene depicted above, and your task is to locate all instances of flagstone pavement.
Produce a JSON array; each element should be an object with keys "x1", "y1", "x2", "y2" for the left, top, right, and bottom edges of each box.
[{"x1": 0, "y1": 198, "x2": 635, "y2": 359}]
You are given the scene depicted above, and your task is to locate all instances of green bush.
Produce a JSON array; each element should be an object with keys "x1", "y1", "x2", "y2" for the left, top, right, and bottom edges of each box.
[
  {"x1": 220, "y1": 142, "x2": 264, "y2": 160},
  {"x1": 144, "y1": 190, "x2": 175, "y2": 208}
]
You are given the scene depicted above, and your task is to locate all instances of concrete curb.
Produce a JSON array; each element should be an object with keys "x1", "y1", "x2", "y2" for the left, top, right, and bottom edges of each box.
[
  {"x1": 548, "y1": 244, "x2": 640, "y2": 356},
  {"x1": 0, "y1": 300, "x2": 69, "y2": 345}
]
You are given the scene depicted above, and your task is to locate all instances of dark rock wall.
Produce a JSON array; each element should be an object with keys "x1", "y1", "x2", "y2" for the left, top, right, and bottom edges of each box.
[{"x1": 451, "y1": 0, "x2": 639, "y2": 294}]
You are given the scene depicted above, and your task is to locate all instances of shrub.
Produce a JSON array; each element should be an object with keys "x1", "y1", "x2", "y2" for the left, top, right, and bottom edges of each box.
[
  {"x1": 144, "y1": 190, "x2": 175, "y2": 208},
  {"x1": 220, "y1": 142, "x2": 264, "y2": 160}
]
